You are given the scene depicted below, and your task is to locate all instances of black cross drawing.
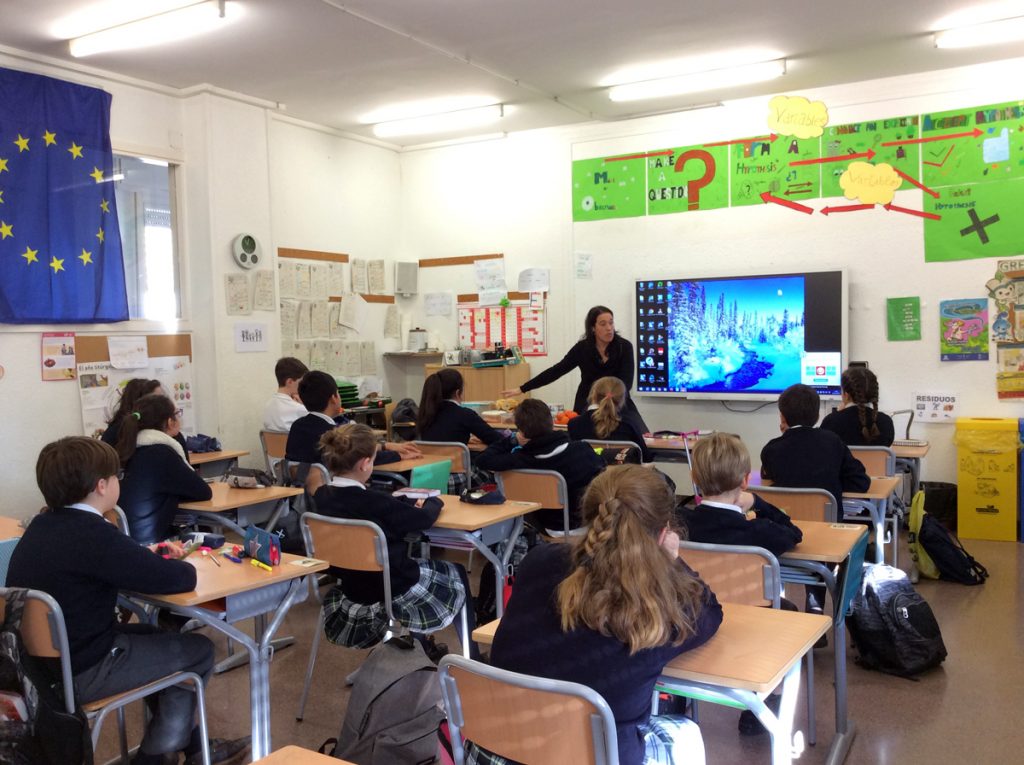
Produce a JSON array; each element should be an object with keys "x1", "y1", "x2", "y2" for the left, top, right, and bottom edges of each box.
[{"x1": 960, "y1": 208, "x2": 1000, "y2": 244}]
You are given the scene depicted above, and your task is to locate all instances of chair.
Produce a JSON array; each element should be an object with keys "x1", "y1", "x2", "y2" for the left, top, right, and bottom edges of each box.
[
  {"x1": 259, "y1": 430, "x2": 289, "y2": 480},
  {"x1": 0, "y1": 587, "x2": 211, "y2": 764},
  {"x1": 749, "y1": 486, "x2": 839, "y2": 523},
  {"x1": 414, "y1": 442, "x2": 471, "y2": 491},
  {"x1": 295, "y1": 513, "x2": 470, "y2": 720},
  {"x1": 495, "y1": 469, "x2": 572, "y2": 537},
  {"x1": 582, "y1": 439, "x2": 644, "y2": 464},
  {"x1": 410, "y1": 458, "x2": 453, "y2": 492},
  {"x1": 846, "y1": 445, "x2": 899, "y2": 566},
  {"x1": 438, "y1": 654, "x2": 619, "y2": 765}
]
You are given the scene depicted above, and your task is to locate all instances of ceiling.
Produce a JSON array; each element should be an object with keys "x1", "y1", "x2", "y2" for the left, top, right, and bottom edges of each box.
[{"x1": 3, "y1": 0, "x2": 1024, "y2": 147}]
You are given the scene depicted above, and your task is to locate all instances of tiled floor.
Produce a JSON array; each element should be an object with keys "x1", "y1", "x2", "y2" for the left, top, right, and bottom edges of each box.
[{"x1": 96, "y1": 535, "x2": 1024, "y2": 764}]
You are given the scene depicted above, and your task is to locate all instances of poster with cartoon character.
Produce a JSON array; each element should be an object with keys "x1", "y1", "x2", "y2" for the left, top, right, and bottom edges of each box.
[{"x1": 940, "y1": 299, "x2": 988, "y2": 361}]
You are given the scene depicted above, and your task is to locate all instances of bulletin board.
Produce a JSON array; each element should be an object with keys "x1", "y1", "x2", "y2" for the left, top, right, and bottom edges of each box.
[{"x1": 458, "y1": 303, "x2": 547, "y2": 355}]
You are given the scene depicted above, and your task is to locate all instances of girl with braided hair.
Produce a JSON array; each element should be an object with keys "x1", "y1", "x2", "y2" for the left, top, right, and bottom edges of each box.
[
  {"x1": 470, "y1": 465, "x2": 722, "y2": 765},
  {"x1": 821, "y1": 367, "x2": 895, "y2": 447}
]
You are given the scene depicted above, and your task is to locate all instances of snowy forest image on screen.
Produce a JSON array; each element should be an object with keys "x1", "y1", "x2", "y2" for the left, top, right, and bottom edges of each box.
[{"x1": 667, "y1": 275, "x2": 805, "y2": 393}]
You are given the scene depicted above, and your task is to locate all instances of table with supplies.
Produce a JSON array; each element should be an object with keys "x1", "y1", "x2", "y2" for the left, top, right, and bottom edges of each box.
[
  {"x1": 188, "y1": 449, "x2": 251, "y2": 479},
  {"x1": 370, "y1": 453, "x2": 451, "y2": 487},
  {"x1": 178, "y1": 482, "x2": 302, "y2": 537}
]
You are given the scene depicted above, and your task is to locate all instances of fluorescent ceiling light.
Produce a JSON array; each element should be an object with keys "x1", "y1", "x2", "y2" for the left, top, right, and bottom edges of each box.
[
  {"x1": 608, "y1": 59, "x2": 786, "y2": 102},
  {"x1": 360, "y1": 95, "x2": 499, "y2": 125},
  {"x1": 372, "y1": 104, "x2": 504, "y2": 139},
  {"x1": 68, "y1": 0, "x2": 240, "y2": 58},
  {"x1": 934, "y1": 15, "x2": 1024, "y2": 48},
  {"x1": 601, "y1": 48, "x2": 784, "y2": 88}
]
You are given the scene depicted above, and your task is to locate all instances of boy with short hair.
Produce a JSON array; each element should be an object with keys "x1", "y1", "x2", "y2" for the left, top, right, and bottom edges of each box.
[
  {"x1": 476, "y1": 398, "x2": 605, "y2": 532},
  {"x1": 262, "y1": 356, "x2": 309, "y2": 431},
  {"x1": 6, "y1": 437, "x2": 247, "y2": 765}
]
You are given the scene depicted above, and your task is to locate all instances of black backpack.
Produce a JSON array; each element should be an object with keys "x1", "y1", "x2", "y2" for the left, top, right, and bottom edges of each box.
[
  {"x1": 918, "y1": 513, "x2": 989, "y2": 585},
  {"x1": 847, "y1": 563, "x2": 947, "y2": 678},
  {"x1": 0, "y1": 590, "x2": 93, "y2": 765}
]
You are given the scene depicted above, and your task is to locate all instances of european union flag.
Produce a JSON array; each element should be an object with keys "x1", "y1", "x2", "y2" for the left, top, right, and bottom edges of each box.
[{"x1": 0, "y1": 67, "x2": 128, "y2": 323}]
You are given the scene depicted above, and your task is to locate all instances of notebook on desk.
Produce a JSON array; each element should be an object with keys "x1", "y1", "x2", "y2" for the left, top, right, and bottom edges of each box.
[{"x1": 893, "y1": 439, "x2": 929, "y2": 447}]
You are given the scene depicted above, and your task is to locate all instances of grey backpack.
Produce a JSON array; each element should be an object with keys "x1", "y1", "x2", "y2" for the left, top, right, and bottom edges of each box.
[{"x1": 331, "y1": 636, "x2": 443, "y2": 764}]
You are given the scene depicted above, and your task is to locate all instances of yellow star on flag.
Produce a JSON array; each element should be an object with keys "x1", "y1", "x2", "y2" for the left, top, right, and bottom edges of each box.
[
  {"x1": 68, "y1": 143, "x2": 83, "y2": 159},
  {"x1": 0, "y1": 157, "x2": 8, "y2": 173},
  {"x1": 21, "y1": 246, "x2": 38, "y2": 264},
  {"x1": 13, "y1": 134, "x2": 29, "y2": 152},
  {"x1": 49, "y1": 256, "x2": 65, "y2": 274},
  {"x1": 0, "y1": 221, "x2": 11, "y2": 240},
  {"x1": 90, "y1": 166, "x2": 105, "y2": 183},
  {"x1": 79, "y1": 248, "x2": 93, "y2": 266},
  {"x1": 43, "y1": 130, "x2": 57, "y2": 146},
  {"x1": 96, "y1": 227, "x2": 105, "y2": 243},
  {"x1": 100, "y1": 199, "x2": 110, "y2": 213},
  {"x1": 0, "y1": 190, "x2": 4, "y2": 204}
]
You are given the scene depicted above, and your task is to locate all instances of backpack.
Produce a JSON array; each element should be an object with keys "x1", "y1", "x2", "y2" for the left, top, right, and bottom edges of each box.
[
  {"x1": 391, "y1": 399, "x2": 419, "y2": 442},
  {"x1": 847, "y1": 563, "x2": 947, "y2": 677},
  {"x1": 907, "y1": 490, "x2": 941, "y2": 580},
  {"x1": 327, "y1": 636, "x2": 443, "y2": 764},
  {"x1": 918, "y1": 513, "x2": 989, "y2": 586},
  {"x1": 0, "y1": 590, "x2": 93, "y2": 765}
]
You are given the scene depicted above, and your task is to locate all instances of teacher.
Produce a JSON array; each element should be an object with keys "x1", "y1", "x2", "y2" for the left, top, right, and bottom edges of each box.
[{"x1": 503, "y1": 305, "x2": 645, "y2": 424}]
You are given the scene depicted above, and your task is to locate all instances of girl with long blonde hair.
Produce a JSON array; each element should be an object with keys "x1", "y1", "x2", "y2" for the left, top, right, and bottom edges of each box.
[{"x1": 567, "y1": 376, "x2": 652, "y2": 461}]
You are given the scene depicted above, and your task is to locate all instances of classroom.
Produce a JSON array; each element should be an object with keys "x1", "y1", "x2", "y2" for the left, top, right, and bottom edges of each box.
[{"x1": 1, "y1": 2, "x2": 1023, "y2": 763}]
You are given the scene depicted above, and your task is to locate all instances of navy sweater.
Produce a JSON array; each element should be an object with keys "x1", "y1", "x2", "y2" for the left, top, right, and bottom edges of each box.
[
  {"x1": 821, "y1": 406, "x2": 895, "y2": 447},
  {"x1": 7, "y1": 508, "x2": 196, "y2": 674},
  {"x1": 418, "y1": 401, "x2": 503, "y2": 446},
  {"x1": 285, "y1": 413, "x2": 400, "y2": 466},
  {"x1": 119, "y1": 444, "x2": 211, "y2": 544},
  {"x1": 567, "y1": 409, "x2": 652, "y2": 462},
  {"x1": 760, "y1": 426, "x2": 871, "y2": 505},
  {"x1": 490, "y1": 544, "x2": 722, "y2": 765},
  {"x1": 679, "y1": 494, "x2": 803, "y2": 557}
]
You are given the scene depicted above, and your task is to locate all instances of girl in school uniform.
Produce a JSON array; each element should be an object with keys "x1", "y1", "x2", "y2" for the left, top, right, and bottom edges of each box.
[
  {"x1": 821, "y1": 367, "x2": 895, "y2": 447},
  {"x1": 567, "y1": 375, "x2": 652, "y2": 462},
  {"x1": 307, "y1": 423, "x2": 478, "y2": 658},
  {"x1": 102, "y1": 378, "x2": 190, "y2": 461},
  {"x1": 472, "y1": 464, "x2": 723, "y2": 765},
  {"x1": 116, "y1": 393, "x2": 211, "y2": 545}
]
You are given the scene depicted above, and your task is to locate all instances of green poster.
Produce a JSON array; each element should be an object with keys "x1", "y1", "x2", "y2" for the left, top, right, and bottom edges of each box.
[
  {"x1": 571, "y1": 156, "x2": 646, "y2": 221},
  {"x1": 921, "y1": 100, "x2": 1024, "y2": 189},
  {"x1": 924, "y1": 178, "x2": 1024, "y2": 263},
  {"x1": 887, "y1": 296, "x2": 921, "y2": 341},
  {"x1": 820, "y1": 116, "x2": 921, "y2": 199},
  {"x1": 730, "y1": 135, "x2": 821, "y2": 207},
  {"x1": 646, "y1": 144, "x2": 729, "y2": 215}
]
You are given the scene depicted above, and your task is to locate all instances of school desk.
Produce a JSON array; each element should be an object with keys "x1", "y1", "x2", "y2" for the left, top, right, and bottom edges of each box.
[
  {"x1": 843, "y1": 476, "x2": 901, "y2": 565},
  {"x1": 254, "y1": 746, "x2": 355, "y2": 764},
  {"x1": 473, "y1": 603, "x2": 831, "y2": 765},
  {"x1": 188, "y1": 448, "x2": 250, "y2": 478},
  {"x1": 893, "y1": 441, "x2": 930, "y2": 497},
  {"x1": 370, "y1": 453, "x2": 450, "y2": 487},
  {"x1": 643, "y1": 434, "x2": 697, "y2": 464},
  {"x1": 131, "y1": 552, "x2": 328, "y2": 761},
  {"x1": 426, "y1": 494, "x2": 540, "y2": 618},
  {"x1": 178, "y1": 482, "x2": 302, "y2": 537},
  {"x1": 0, "y1": 516, "x2": 25, "y2": 539},
  {"x1": 782, "y1": 521, "x2": 870, "y2": 765}
]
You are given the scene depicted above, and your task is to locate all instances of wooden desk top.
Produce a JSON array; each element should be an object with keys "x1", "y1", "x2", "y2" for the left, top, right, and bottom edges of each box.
[
  {"x1": 644, "y1": 435, "x2": 697, "y2": 450},
  {"x1": 371, "y1": 453, "x2": 450, "y2": 473},
  {"x1": 0, "y1": 516, "x2": 26, "y2": 539},
  {"x1": 844, "y1": 475, "x2": 901, "y2": 500},
  {"x1": 473, "y1": 603, "x2": 829, "y2": 695},
  {"x1": 134, "y1": 552, "x2": 327, "y2": 607},
  {"x1": 188, "y1": 449, "x2": 250, "y2": 465},
  {"x1": 432, "y1": 494, "x2": 541, "y2": 531},
  {"x1": 893, "y1": 443, "x2": 930, "y2": 459},
  {"x1": 254, "y1": 746, "x2": 354, "y2": 764},
  {"x1": 178, "y1": 482, "x2": 302, "y2": 513},
  {"x1": 786, "y1": 520, "x2": 868, "y2": 564}
]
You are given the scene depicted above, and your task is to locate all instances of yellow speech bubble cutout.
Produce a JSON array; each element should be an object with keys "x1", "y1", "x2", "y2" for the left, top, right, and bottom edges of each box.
[
  {"x1": 767, "y1": 95, "x2": 829, "y2": 139},
  {"x1": 839, "y1": 162, "x2": 901, "y2": 205}
]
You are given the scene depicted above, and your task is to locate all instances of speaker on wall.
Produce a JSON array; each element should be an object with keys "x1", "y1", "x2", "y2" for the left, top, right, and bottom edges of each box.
[{"x1": 395, "y1": 261, "x2": 419, "y2": 296}]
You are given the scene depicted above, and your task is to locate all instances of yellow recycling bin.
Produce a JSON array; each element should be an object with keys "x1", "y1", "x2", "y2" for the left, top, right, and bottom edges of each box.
[{"x1": 955, "y1": 418, "x2": 1020, "y2": 541}]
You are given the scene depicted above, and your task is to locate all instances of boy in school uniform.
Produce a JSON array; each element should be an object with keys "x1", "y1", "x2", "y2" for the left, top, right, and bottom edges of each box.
[
  {"x1": 6, "y1": 437, "x2": 248, "y2": 765},
  {"x1": 262, "y1": 356, "x2": 309, "y2": 432},
  {"x1": 285, "y1": 370, "x2": 420, "y2": 467},
  {"x1": 476, "y1": 397, "x2": 605, "y2": 532}
]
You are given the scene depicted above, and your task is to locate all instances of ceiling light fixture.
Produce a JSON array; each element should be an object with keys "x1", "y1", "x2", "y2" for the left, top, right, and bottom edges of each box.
[
  {"x1": 68, "y1": 0, "x2": 239, "y2": 58},
  {"x1": 934, "y1": 15, "x2": 1024, "y2": 48},
  {"x1": 608, "y1": 59, "x2": 786, "y2": 102},
  {"x1": 372, "y1": 104, "x2": 504, "y2": 139}
]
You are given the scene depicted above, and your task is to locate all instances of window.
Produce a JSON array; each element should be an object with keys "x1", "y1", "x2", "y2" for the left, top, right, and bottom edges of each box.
[{"x1": 112, "y1": 154, "x2": 181, "y2": 320}]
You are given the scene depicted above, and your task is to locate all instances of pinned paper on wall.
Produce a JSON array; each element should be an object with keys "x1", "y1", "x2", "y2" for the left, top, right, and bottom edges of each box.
[
  {"x1": 425, "y1": 292, "x2": 453, "y2": 316},
  {"x1": 886, "y1": 297, "x2": 921, "y2": 341},
  {"x1": 328, "y1": 262, "x2": 346, "y2": 297},
  {"x1": 530, "y1": 292, "x2": 543, "y2": 309},
  {"x1": 280, "y1": 301, "x2": 298, "y2": 340},
  {"x1": 295, "y1": 263, "x2": 312, "y2": 299},
  {"x1": 277, "y1": 261, "x2": 297, "y2": 298},
  {"x1": 296, "y1": 301, "x2": 313, "y2": 339},
  {"x1": 342, "y1": 341, "x2": 362, "y2": 377},
  {"x1": 41, "y1": 332, "x2": 76, "y2": 381},
  {"x1": 517, "y1": 268, "x2": 550, "y2": 292},
  {"x1": 996, "y1": 345, "x2": 1024, "y2": 400},
  {"x1": 384, "y1": 305, "x2": 401, "y2": 339},
  {"x1": 351, "y1": 259, "x2": 368, "y2": 294},
  {"x1": 767, "y1": 95, "x2": 829, "y2": 140},
  {"x1": 913, "y1": 390, "x2": 959, "y2": 422},
  {"x1": 107, "y1": 336, "x2": 149, "y2": 369},
  {"x1": 253, "y1": 270, "x2": 276, "y2": 311},
  {"x1": 339, "y1": 292, "x2": 369, "y2": 334},
  {"x1": 360, "y1": 341, "x2": 378, "y2": 375},
  {"x1": 310, "y1": 264, "x2": 330, "y2": 301},
  {"x1": 474, "y1": 259, "x2": 506, "y2": 290},
  {"x1": 225, "y1": 274, "x2": 251, "y2": 315},
  {"x1": 286, "y1": 341, "x2": 310, "y2": 367},
  {"x1": 329, "y1": 304, "x2": 348, "y2": 339},
  {"x1": 479, "y1": 289, "x2": 506, "y2": 306},
  {"x1": 310, "y1": 301, "x2": 331, "y2": 337},
  {"x1": 309, "y1": 339, "x2": 329, "y2": 371},
  {"x1": 939, "y1": 298, "x2": 988, "y2": 361},
  {"x1": 576, "y1": 252, "x2": 593, "y2": 279},
  {"x1": 368, "y1": 260, "x2": 386, "y2": 294}
]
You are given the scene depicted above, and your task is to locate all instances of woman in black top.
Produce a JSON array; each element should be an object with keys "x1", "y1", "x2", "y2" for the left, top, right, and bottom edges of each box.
[
  {"x1": 503, "y1": 305, "x2": 645, "y2": 425},
  {"x1": 821, "y1": 367, "x2": 895, "y2": 446}
]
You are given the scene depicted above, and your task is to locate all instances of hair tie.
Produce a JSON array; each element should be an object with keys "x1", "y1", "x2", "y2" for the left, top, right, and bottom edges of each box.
[
  {"x1": 131, "y1": 412, "x2": 141, "y2": 420},
  {"x1": 604, "y1": 392, "x2": 613, "y2": 400}
]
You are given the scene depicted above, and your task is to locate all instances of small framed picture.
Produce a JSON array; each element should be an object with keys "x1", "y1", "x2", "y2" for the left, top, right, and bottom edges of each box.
[{"x1": 443, "y1": 350, "x2": 461, "y2": 366}]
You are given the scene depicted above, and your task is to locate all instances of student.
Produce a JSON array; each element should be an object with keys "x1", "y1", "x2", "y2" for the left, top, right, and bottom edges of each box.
[
  {"x1": 102, "y1": 378, "x2": 189, "y2": 461},
  {"x1": 262, "y1": 356, "x2": 309, "y2": 432},
  {"x1": 6, "y1": 437, "x2": 248, "y2": 765},
  {"x1": 417, "y1": 368, "x2": 503, "y2": 447},
  {"x1": 821, "y1": 367, "x2": 895, "y2": 447},
  {"x1": 474, "y1": 465, "x2": 722, "y2": 765},
  {"x1": 476, "y1": 397, "x2": 605, "y2": 533},
  {"x1": 306, "y1": 423, "x2": 477, "y2": 658},
  {"x1": 567, "y1": 375, "x2": 652, "y2": 462},
  {"x1": 116, "y1": 393, "x2": 212, "y2": 545},
  {"x1": 285, "y1": 370, "x2": 420, "y2": 466},
  {"x1": 760, "y1": 383, "x2": 871, "y2": 509}
]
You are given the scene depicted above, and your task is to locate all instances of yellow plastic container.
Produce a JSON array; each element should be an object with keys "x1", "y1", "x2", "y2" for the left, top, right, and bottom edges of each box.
[{"x1": 954, "y1": 418, "x2": 1020, "y2": 541}]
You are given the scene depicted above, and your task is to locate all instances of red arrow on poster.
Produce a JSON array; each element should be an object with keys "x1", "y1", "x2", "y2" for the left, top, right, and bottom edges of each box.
[
  {"x1": 760, "y1": 192, "x2": 814, "y2": 214},
  {"x1": 784, "y1": 187, "x2": 814, "y2": 196},
  {"x1": 605, "y1": 149, "x2": 675, "y2": 162},
  {"x1": 884, "y1": 202, "x2": 941, "y2": 220},
  {"x1": 892, "y1": 168, "x2": 939, "y2": 198},
  {"x1": 820, "y1": 203, "x2": 874, "y2": 216},
  {"x1": 789, "y1": 149, "x2": 875, "y2": 166},
  {"x1": 881, "y1": 127, "x2": 982, "y2": 147},
  {"x1": 703, "y1": 133, "x2": 778, "y2": 147}
]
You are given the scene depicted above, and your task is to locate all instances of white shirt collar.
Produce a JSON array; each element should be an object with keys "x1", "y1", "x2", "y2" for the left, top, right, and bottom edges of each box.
[
  {"x1": 329, "y1": 476, "x2": 366, "y2": 490},
  {"x1": 700, "y1": 499, "x2": 745, "y2": 515},
  {"x1": 67, "y1": 502, "x2": 104, "y2": 517},
  {"x1": 313, "y1": 411, "x2": 336, "y2": 425}
]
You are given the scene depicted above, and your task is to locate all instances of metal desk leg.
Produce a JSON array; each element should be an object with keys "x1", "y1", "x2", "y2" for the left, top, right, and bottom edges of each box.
[{"x1": 825, "y1": 604, "x2": 856, "y2": 765}]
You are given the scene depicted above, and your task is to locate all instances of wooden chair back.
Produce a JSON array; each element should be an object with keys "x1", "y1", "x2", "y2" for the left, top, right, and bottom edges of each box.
[
  {"x1": 260, "y1": 430, "x2": 290, "y2": 476},
  {"x1": 496, "y1": 470, "x2": 566, "y2": 509},
  {"x1": 384, "y1": 401, "x2": 397, "y2": 440},
  {"x1": 849, "y1": 446, "x2": 896, "y2": 477},
  {"x1": 302, "y1": 514, "x2": 385, "y2": 572},
  {"x1": 0, "y1": 595, "x2": 59, "y2": 658},
  {"x1": 676, "y1": 542, "x2": 780, "y2": 607},
  {"x1": 750, "y1": 485, "x2": 837, "y2": 523},
  {"x1": 414, "y1": 442, "x2": 470, "y2": 475}
]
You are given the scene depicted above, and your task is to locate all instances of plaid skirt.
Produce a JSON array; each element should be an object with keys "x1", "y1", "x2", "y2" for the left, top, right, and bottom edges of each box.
[
  {"x1": 323, "y1": 558, "x2": 466, "y2": 649},
  {"x1": 464, "y1": 714, "x2": 704, "y2": 765}
]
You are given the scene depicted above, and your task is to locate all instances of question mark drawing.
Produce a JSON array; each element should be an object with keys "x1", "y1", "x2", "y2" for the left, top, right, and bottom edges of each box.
[{"x1": 674, "y1": 149, "x2": 716, "y2": 211}]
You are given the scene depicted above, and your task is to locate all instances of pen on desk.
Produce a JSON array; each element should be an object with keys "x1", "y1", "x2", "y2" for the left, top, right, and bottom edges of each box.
[
  {"x1": 204, "y1": 550, "x2": 221, "y2": 567},
  {"x1": 222, "y1": 553, "x2": 243, "y2": 564},
  {"x1": 250, "y1": 559, "x2": 273, "y2": 572}
]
